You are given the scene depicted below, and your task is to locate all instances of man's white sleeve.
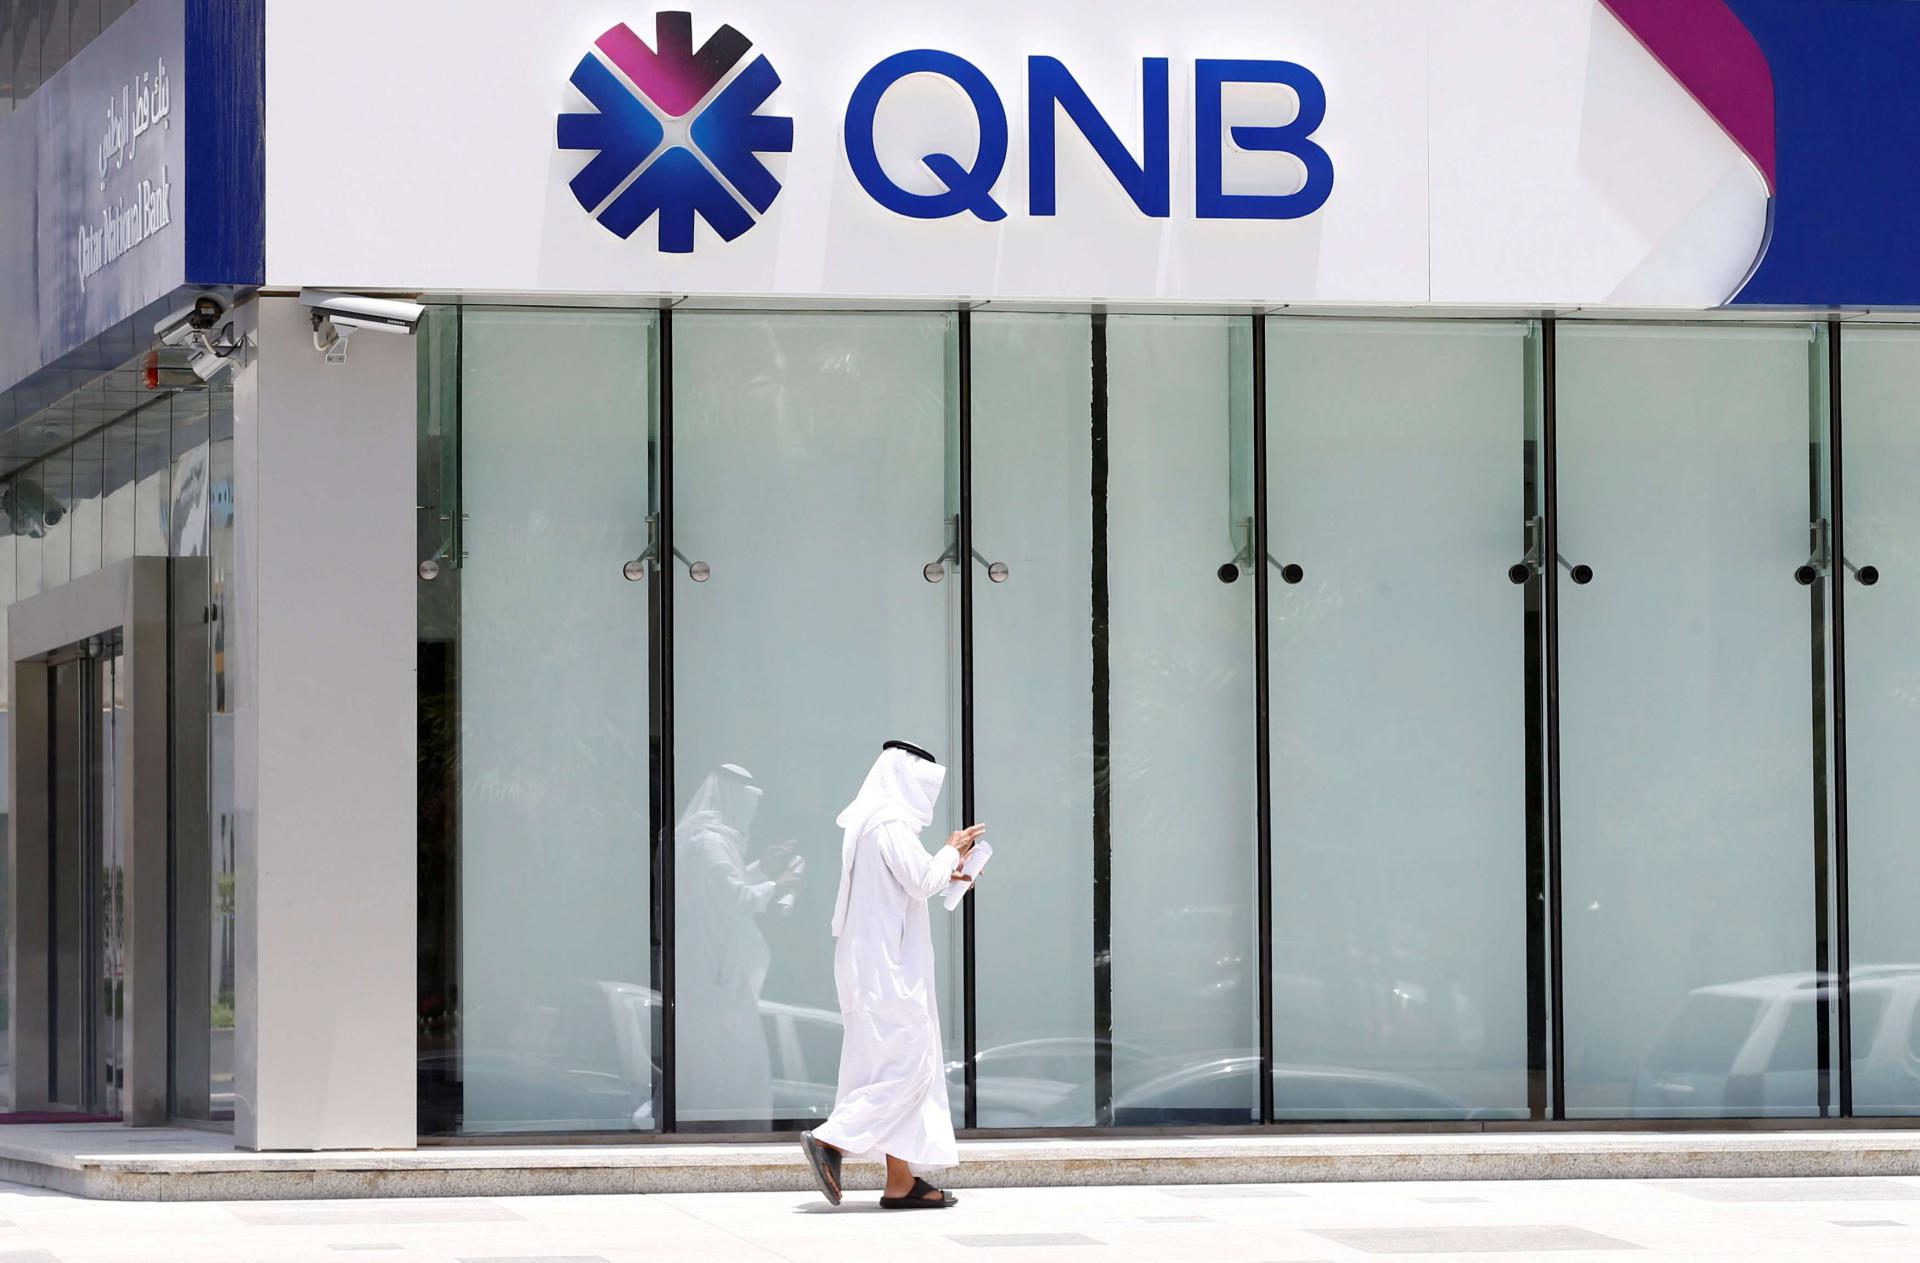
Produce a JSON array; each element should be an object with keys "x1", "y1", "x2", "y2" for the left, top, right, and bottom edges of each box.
[{"x1": 875, "y1": 821, "x2": 958, "y2": 902}]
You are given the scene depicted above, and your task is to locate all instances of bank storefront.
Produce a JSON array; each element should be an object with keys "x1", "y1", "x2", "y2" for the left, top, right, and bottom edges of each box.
[{"x1": 7, "y1": 0, "x2": 1920, "y2": 1153}]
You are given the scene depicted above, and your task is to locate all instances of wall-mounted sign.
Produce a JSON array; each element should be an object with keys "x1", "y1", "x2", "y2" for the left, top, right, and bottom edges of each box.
[
  {"x1": 0, "y1": 0, "x2": 262, "y2": 404},
  {"x1": 266, "y1": 0, "x2": 1920, "y2": 309}
]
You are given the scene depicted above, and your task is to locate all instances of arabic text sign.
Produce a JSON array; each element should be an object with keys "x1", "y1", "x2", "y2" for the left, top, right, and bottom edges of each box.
[{"x1": 35, "y1": 0, "x2": 187, "y2": 364}]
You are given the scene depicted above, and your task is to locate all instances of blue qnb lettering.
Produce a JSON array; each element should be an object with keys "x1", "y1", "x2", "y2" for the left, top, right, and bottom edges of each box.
[
  {"x1": 845, "y1": 50, "x2": 1008, "y2": 221},
  {"x1": 1195, "y1": 59, "x2": 1334, "y2": 220},
  {"x1": 1028, "y1": 57, "x2": 1171, "y2": 218}
]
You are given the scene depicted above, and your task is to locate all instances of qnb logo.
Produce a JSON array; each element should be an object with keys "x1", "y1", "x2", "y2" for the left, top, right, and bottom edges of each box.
[{"x1": 557, "y1": 12, "x2": 793, "y2": 253}]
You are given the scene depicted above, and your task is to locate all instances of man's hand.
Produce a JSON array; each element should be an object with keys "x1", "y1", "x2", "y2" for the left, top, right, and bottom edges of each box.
[{"x1": 946, "y1": 823, "x2": 987, "y2": 859}]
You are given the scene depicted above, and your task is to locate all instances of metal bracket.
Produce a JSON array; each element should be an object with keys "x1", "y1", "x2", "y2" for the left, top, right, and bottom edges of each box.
[{"x1": 626, "y1": 515, "x2": 709, "y2": 582}]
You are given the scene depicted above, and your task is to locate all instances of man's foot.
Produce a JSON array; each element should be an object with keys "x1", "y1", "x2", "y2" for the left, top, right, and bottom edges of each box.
[{"x1": 879, "y1": 1176, "x2": 957, "y2": 1209}]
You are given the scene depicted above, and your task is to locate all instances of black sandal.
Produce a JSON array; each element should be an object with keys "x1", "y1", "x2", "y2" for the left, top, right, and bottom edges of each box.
[
  {"x1": 880, "y1": 1176, "x2": 957, "y2": 1209},
  {"x1": 799, "y1": 1131, "x2": 844, "y2": 1206}
]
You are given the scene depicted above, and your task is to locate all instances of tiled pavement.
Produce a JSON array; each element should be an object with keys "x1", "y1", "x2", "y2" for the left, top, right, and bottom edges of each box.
[{"x1": 5, "y1": 1174, "x2": 1920, "y2": 1261}]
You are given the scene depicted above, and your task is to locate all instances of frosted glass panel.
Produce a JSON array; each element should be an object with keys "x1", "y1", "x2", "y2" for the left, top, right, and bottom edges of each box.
[
  {"x1": 1108, "y1": 316, "x2": 1259, "y2": 1124},
  {"x1": 1266, "y1": 319, "x2": 1533, "y2": 1119},
  {"x1": 459, "y1": 309, "x2": 655, "y2": 1133},
  {"x1": 171, "y1": 393, "x2": 211, "y2": 559},
  {"x1": 1557, "y1": 324, "x2": 1819, "y2": 1119},
  {"x1": 673, "y1": 313, "x2": 959, "y2": 1129},
  {"x1": 970, "y1": 313, "x2": 1095, "y2": 1127},
  {"x1": 134, "y1": 399, "x2": 170, "y2": 557},
  {"x1": 1838, "y1": 327, "x2": 1920, "y2": 1115}
]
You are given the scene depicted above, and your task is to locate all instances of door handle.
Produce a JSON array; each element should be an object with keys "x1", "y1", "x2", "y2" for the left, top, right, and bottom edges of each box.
[
  {"x1": 1792, "y1": 519, "x2": 1878, "y2": 587},
  {"x1": 923, "y1": 516, "x2": 1008, "y2": 583},
  {"x1": 624, "y1": 517, "x2": 709, "y2": 582}
]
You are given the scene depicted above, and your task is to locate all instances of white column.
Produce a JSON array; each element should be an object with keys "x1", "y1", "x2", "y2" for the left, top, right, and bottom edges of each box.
[{"x1": 232, "y1": 297, "x2": 416, "y2": 1150}]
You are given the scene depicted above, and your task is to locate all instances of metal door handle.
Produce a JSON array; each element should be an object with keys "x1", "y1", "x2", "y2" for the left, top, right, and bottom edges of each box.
[
  {"x1": 625, "y1": 517, "x2": 709, "y2": 582},
  {"x1": 924, "y1": 551, "x2": 1008, "y2": 583},
  {"x1": 1216, "y1": 557, "x2": 1303, "y2": 585},
  {"x1": 924, "y1": 514, "x2": 1007, "y2": 583}
]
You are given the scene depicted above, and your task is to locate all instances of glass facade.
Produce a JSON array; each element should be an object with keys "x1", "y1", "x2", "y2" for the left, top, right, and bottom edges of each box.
[
  {"x1": 421, "y1": 308, "x2": 1920, "y2": 1136},
  {"x1": 0, "y1": 350, "x2": 235, "y2": 1124}
]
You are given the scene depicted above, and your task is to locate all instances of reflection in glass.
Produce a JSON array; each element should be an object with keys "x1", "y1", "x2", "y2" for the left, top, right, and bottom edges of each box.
[
  {"x1": 672, "y1": 312, "x2": 959, "y2": 1130},
  {"x1": 0, "y1": 522, "x2": 12, "y2": 1101},
  {"x1": 69, "y1": 425, "x2": 102, "y2": 581},
  {"x1": 1837, "y1": 327, "x2": 1920, "y2": 1115},
  {"x1": 1556, "y1": 323, "x2": 1820, "y2": 1118},
  {"x1": 171, "y1": 392, "x2": 211, "y2": 560},
  {"x1": 134, "y1": 397, "x2": 170, "y2": 556},
  {"x1": 101, "y1": 415, "x2": 137, "y2": 567},
  {"x1": 12, "y1": 470, "x2": 42, "y2": 599},
  {"x1": 1107, "y1": 316, "x2": 1259, "y2": 1124},
  {"x1": 208, "y1": 379, "x2": 237, "y2": 1120},
  {"x1": 459, "y1": 309, "x2": 656, "y2": 1133},
  {"x1": 675, "y1": 765, "x2": 783, "y2": 1124},
  {"x1": 969, "y1": 313, "x2": 1095, "y2": 1127},
  {"x1": 40, "y1": 449, "x2": 71, "y2": 589},
  {"x1": 1265, "y1": 319, "x2": 1534, "y2": 1119}
]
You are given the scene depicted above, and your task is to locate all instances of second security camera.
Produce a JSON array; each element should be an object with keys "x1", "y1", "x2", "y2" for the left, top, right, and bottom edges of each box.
[{"x1": 301, "y1": 290, "x2": 424, "y2": 336}]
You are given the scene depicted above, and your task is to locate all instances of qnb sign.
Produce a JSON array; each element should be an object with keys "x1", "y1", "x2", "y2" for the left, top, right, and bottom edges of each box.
[{"x1": 844, "y1": 52, "x2": 1334, "y2": 223}]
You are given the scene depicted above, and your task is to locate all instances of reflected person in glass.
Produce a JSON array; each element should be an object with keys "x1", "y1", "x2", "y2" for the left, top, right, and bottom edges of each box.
[
  {"x1": 675, "y1": 765, "x2": 802, "y2": 1124},
  {"x1": 801, "y1": 742, "x2": 984, "y2": 1209}
]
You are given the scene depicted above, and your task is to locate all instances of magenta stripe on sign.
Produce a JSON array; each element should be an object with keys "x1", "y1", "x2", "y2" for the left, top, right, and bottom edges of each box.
[
  {"x1": 1601, "y1": 0, "x2": 1776, "y2": 192},
  {"x1": 597, "y1": 21, "x2": 706, "y2": 118}
]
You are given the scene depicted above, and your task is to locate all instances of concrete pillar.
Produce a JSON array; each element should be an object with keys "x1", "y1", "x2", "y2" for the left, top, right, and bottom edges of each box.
[{"x1": 232, "y1": 297, "x2": 416, "y2": 1150}]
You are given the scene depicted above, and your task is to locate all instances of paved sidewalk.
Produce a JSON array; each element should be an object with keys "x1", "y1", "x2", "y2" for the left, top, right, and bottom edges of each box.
[{"x1": 5, "y1": 1173, "x2": 1920, "y2": 1261}]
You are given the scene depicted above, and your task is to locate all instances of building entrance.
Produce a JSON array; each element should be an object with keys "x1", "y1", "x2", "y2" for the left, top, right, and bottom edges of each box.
[{"x1": 44, "y1": 635, "x2": 125, "y2": 1118}]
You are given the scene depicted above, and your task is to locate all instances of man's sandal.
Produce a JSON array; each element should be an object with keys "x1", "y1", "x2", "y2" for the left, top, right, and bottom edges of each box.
[
  {"x1": 799, "y1": 1131, "x2": 843, "y2": 1206},
  {"x1": 879, "y1": 1176, "x2": 957, "y2": 1209}
]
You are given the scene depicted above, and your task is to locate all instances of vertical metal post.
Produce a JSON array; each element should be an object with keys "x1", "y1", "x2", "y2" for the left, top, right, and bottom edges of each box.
[
  {"x1": 1828, "y1": 320, "x2": 1853, "y2": 1117},
  {"x1": 1808, "y1": 328, "x2": 1834, "y2": 1117},
  {"x1": 1251, "y1": 315, "x2": 1275, "y2": 1127},
  {"x1": 1542, "y1": 319, "x2": 1567, "y2": 1119},
  {"x1": 1523, "y1": 325, "x2": 1550, "y2": 1120},
  {"x1": 958, "y1": 309, "x2": 979, "y2": 1131},
  {"x1": 1090, "y1": 314, "x2": 1114, "y2": 1126},
  {"x1": 652, "y1": 308, "x2": 678, "y2": 1133}
]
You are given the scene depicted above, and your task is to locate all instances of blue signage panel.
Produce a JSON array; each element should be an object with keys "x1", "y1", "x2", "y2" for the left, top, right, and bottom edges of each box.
[
  {"x1": 0, "y1": 0, "x2": 262, "y2": 403},
  {"x1": 37, "y1": 0, "x2": 190, "y2": 366}
]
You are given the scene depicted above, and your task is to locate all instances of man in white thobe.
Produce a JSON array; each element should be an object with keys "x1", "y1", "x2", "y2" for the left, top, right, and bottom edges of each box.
[{"x1": 801, "y1": 742, "x2": 984, "y2": 1209}]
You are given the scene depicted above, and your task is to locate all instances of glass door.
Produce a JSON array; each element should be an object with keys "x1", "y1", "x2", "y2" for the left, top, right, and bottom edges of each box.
[
  {"x1": 455, "y1": 308, "x2": 659, "y2": 1135},
  {"x1": 47, "y1": 657, "x2": 85, "y2": 1110},
  {"x1": 1105, "y1": 315, "x2": 1260, "y2": 1125},
  {"x1": 1835, "y1": 326, "x2": 1920, "y2": 1115},
  {"x1": 45, "y1": 636, "x2": 125, "y2": 1118},
  {"x1": 1555, "y1": 323, "x2": 1824, "y2": 1119},
  {"x1": 672, "y1": 312, "x2": 962, "y2": 1131},
  {"x1": 1264, "y1": 318, "x2": 1537, "y2": 1120},
  {"x1": 96, "y1": 643, "x2": 126, "y2": 1118}
]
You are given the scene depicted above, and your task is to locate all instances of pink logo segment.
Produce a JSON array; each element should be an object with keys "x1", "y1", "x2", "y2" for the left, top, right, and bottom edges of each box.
[
  {"x1": 1601, "y1": 0, "x2": 1776, "y2": 193},
  {"x1": 595, "y1": 12, "x2": 751, "y2": 117}
]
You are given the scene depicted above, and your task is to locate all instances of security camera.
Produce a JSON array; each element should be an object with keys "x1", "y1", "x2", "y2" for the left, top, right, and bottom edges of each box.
[
  {"x1": 154, "y1": 294, "x2": 226, "y2": 347},
  {"x1": 303, "y1": 290, "x2": 424, "y2": 364},
  {"x1": 301, "y1": 290, "x2": 423, "y2": 335},
  {"x1": 188, "y1": 338, "x2": 237, "y2": 383}
]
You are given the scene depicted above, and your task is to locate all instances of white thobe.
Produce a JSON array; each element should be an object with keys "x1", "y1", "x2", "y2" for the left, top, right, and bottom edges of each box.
[{"x1": 813, "y1": 820, "x2": 959, "y2": 1168}]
